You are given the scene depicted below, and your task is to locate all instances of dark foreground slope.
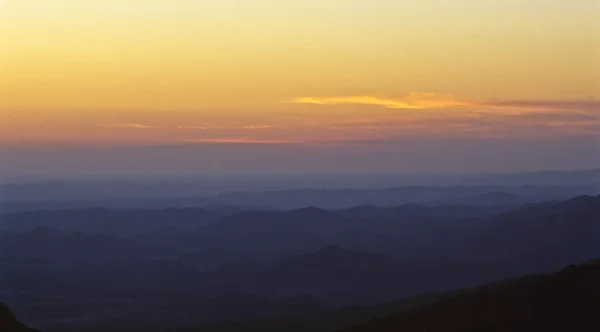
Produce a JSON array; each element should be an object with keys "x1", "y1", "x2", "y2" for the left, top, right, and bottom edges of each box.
[
  {"x1": 167, "y1": 291, "x2": 458, "y2": 332},
  {"x1": 169, "y1": 261, "x2": 600, "y2": 332},
  {"x1": 341, "y1": 262, "x2": 600, "y2": 332},
  {"x1": 0, "y1": 303, "x2": 39, "y2": 332}
]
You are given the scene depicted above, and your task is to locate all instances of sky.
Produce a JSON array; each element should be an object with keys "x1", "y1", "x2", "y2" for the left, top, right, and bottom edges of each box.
[{"x1": 1, "y1": 1, "x2": 599, "y2": 176}]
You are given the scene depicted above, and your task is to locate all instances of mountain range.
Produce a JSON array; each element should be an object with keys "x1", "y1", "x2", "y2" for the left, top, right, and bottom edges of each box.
[
  {"x1": 2, "y1": 195, "x2": 599, "y2": 331},
  {"x1": 3, "y1": 183, "x2": 600, "y2": 213}
]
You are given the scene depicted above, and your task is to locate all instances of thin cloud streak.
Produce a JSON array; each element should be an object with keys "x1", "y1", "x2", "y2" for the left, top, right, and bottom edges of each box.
[
  {"x1": 484, "y1": 99, "x2": 600, "y2": 112},
  {"x1": 177, "y1": 125, "x2": 276, "y2": 130},
  {"x1": 291, "y1": 94, "x2": 600, "y2": 112},
  {"x1": 241, "y1": 125, "x2": 275, "y2": 130},
  {"x1": 182, "y1": 138, "x2": 303, "y2": 144},
  {"x1": 291, "y1": 93, "x2": 471, "y2": 109},
  {"x1": 100, "y1": 123, "x2": 156, "y2": 129},
  {"x1": 179, "y1": 137, "x2": 393, "y2": 145},
  {"x1": 177, "y1": 125, "x2": 209, "y2": 130}
]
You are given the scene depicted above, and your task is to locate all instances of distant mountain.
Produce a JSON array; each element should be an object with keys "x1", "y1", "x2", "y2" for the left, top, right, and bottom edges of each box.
[
  {"x1": 4, "y1": 195, "x2": 600, "y2": 331},
  {"x1": 1, "y1": 226, "x2": 144, "y2": 264},
  {"x1": 174, "y1": 248, "x2": 244, "y2": 271},
  {"x1": 207, "y1": 185, "x2": 600, "y2": 209},
  {"x1": 157, "y1": 203, "x2": 520, "y2": 258},
  {"x1": 99, "y1": 195, "x2": 600, "y2": 267},
  {"x1": 0, "y1": 208, "x2": 226, "y2": 236},
  {"x1": 435, "y1": 191, "x2": 535, "y2": 206},
  {"x1": 334, "y1": 204, "x2": 516, "y2": 219},
  {"x1": 200, "y1": 245, "x2": 419, "y2": 305},
  {"x1": 205, "y1": 207, "x2": 344, "y2": 233},
  {"x1": 176, "y1": 208, "x2": 349, "y2": 258},
  {"x1": 0, "y1": 303, "x2": 39, "y2": 332},
  {"x1": 7, "y1": 203, "x2": 517, "y2": 257},
  {"x1": 3, "y1": 170, "x2": 599, "y2": 203},
  {"x1": 1, "y1": 227, "x2": 150, "y2": 292},
  {"x1": 282, "y1": 245, "x2": 399, "y2": 268},
  {"x1": 341, "y1": 261, "x2": 600, "y2": 332},
  {"x1": 266, "y1": 246, "x2": 410, "y2": 304},
  {"x1": 4, "y1": 183, "x2": 600, "y2": 212},
  {"x1": 461, "y1": 195, "x2": 600, "y2": 271},
  {"x1": 482, "y1": 168, "x2": 600, "y2": 186},
  {"x1": 0, "y1": 201, "x2": 525, "y2": 262},
  {"x1": 8, "y1": 260, "x2": 206, "y2": 296}
]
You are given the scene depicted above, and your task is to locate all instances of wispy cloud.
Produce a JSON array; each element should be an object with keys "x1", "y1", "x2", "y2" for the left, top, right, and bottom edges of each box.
[
  {"x1": 179, "y1": 136, "x2": 392, "y2": 145},
  {"x1": 177, "y1": 125, "x2": 276, "y2": 130},
  {"x1": 241, "y1": 125, "x2": 275, "y2": 130},
  {"x1": 484, "y1": 99, "x2": 600, "y2": 112},
  {"x1": 291, "y1": 93, "x2": 471, "y2": 109},
  {"x1": 177, "y1": 125, "x2": 209, "y2": 130},
  {"x1": 101, "y1": 123, "x2": 155, "y2": 129},
  {"x1": 181, "y1": 138, "x2": 302, "y2": 144},
  {"x1": 291, "y1": 93, "x2": 600, "y2": 112}
]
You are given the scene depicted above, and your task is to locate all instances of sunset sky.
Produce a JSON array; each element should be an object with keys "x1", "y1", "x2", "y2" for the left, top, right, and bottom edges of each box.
[{"x1": 1, "y1": 1, "x2": 599, "y2": 175}]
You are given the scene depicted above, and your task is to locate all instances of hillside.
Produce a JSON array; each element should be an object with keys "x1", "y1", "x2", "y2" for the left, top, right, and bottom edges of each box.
[
  {"x1": 341, "y1": 262, "x2": 600, "y2": 332},
  {"x1": 0, "y1": 303, "x2": 39, "y2": 332},
  {"x1": 166, "y1": 259, "x2": 600, "y2": 332}
]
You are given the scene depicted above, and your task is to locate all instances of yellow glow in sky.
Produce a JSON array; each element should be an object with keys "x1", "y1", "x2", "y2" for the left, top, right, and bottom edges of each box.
[{"x1": 1, "y1": 0, "x2": 599, "y2": 145}]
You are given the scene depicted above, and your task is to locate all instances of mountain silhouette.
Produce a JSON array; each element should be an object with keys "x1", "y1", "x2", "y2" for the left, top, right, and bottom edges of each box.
[
  {"x1": 1, "y1": 208, "x2": 226, "y2": 236},
  {"x1": 4, "y1": 195, "x2": 600, "y2": 331},
  {"x1": 435, "y1": 191, "x2": 535, "y2": 206},
  {"x1": 462, "y1": 195, "x2": 600, "y2": 270},
  {"x1": 211, "y1": 245, "x2": 414, "y2": 305},
  {"x1": 0, "y1": 303, "x2": 39, "y2": 332},
  {"x1": 282, "y1": 245, "x2": 399, "y2": 269},
  {"x1": 174, "y1": 247, "x2": 244, "y2": 271},
  {"x1": 340, "y1": 261, "x2": 600, "y2": 332},
  {"x1": 166, "y1": 259, "x2": 600, "y2": 332},
  {"x1": 179, "y1": 208, "x2": 348, "y2": 259},
  {"x1": 2, "y1": 226, "x2": 144, "y2": 263}
]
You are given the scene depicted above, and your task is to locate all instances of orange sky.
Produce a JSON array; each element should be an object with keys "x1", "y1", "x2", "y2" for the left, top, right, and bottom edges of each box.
[{"x1": 1, "y1": 0, "x2": 599, "y2": 147}]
